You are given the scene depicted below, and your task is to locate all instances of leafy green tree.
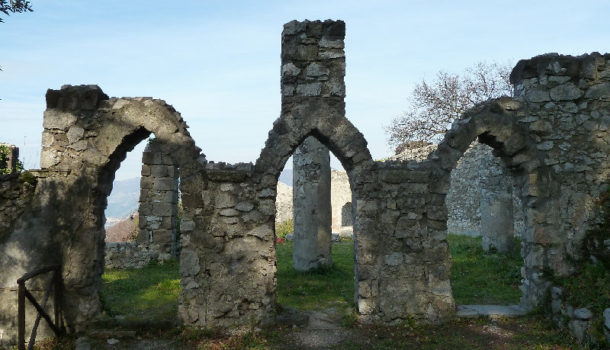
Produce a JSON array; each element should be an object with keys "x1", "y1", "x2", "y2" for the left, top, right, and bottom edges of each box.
[
  {"x1": 0, "y1": 0, "x2": 32, "y2": 22},
  {"x1": 386, "y1": 62, "x2": 513, "y2": 152}
]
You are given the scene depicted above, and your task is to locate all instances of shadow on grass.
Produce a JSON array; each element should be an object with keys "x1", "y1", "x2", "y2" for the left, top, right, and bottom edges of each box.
[{"x1": 101, "y1": 259, "x2": 180, "y2": 322}]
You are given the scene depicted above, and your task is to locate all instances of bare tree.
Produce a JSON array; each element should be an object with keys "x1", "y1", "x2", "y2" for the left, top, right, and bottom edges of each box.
[
  {"x1": 386, "y1": 62, "x2": 513, "y2": 152},
  {"x1": 0, "y1": 0, "x2": 32, "y2": 22}
]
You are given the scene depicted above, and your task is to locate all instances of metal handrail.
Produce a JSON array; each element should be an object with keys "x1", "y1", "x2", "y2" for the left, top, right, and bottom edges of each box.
[{"x1": 17, "y1": 265, "x2": 65, "y2": 350}]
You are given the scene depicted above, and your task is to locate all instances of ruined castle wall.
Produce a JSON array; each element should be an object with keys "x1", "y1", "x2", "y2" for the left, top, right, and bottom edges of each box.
[
  {"x1": 509, "y1": 53, "x2": 610, "y2": 305},
  {"x1": 31, "y1": 86, "x2": 200, "y2": 333},
  {"x1": 1, "y1": 20, "x2": 609, "y2": 343},
  {"x1": 0, "y1": 160, "x2": 52, "y2": 346},
  {"x1": 178, "y1": 162, "x2": 276, "y2": 327}
]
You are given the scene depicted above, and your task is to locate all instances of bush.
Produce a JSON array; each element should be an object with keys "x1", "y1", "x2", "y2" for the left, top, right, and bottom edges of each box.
[{"x1": 275, "y1": 219, "x2": 293, "y2": 239}]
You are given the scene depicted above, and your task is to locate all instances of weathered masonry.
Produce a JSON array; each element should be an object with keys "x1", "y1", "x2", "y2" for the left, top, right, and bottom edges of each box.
[{"x1": 0, "y1": 19, "x2": 609, "y2": 345}]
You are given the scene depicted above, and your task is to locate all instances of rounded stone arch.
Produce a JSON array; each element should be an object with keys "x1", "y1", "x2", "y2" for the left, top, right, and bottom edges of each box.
[
  {"x1": 96, "y1": 97, "x2": 202, "y2": 199},
  {"x1": 429, "y1": 97, "x2": 557, "y2": 307},
  {"x1": 42, "y1": 85, "x2": 204, "y2": 329},
  {"x1": 431, "y1": 97, "x2": 553, "y2": 201}
]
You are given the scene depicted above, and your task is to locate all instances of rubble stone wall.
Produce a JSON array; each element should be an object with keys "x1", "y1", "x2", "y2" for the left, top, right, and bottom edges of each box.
[
  {"x1": 0, "y1": 160, "x2": 46, "y2": 346},
  {"x1": 178, "y1": 162, "x2": 276, "y2": 327},
  {"x1": 5, "y1": 85, "x2": 202, "y2": 335},
  {"x1": 509, "y1": 53, "x2": 610, "y2": 305},
  {"x1": 104, "y1": 242, "x2": 172, "y2": 269}
]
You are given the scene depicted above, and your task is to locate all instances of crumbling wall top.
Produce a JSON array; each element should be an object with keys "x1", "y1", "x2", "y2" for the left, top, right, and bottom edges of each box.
[{"x1": 510, "y1": 52, "x2": 610, "y2": 84}]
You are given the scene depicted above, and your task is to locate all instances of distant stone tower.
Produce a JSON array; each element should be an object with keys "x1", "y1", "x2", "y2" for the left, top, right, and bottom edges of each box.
[{"x1": 138, "y1": 139, "x2": 180, "y2": 256}]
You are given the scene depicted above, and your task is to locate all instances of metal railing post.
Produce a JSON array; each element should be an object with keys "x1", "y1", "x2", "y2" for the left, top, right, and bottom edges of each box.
[{"x1": 18, "y1": 281, "x2": 25, "y2": 350}]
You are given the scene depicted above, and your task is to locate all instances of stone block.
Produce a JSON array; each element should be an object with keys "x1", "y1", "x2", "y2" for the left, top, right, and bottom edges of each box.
[
  {"x1": 180, "y1": 220, "x2": 195, "y2": 232},
  {"x1": 150, "y1": 165, "x2": 169, "y2": 177},
  {"x1": 142, "y1": 151, "x2": 162, "y2": 165},
  {"x1": 141, "y1": 164, "x2": 151, "y2": 176},
  {"x1": 152, "y1": 202, "x2": 174, "y2": 216},
  {"x1": 153, "y1": 178, "x2": 177, "y2": 191},
  {"x1": 179, "y1": 249, "x2": 200, "y2": 276},
  {"x1": 296, "y1": 82, "x2": 322, "y2": 96},
  {"x1": 585, "y1": 82, "x2": 610, "y2": 99},
  {"x1": 66, "y1": 126, "x2": 85, "y2": 144},
  {"x1": 235, "y1": 201, "x2": 254, "y2": 212},
  {"x1": 550, "y1": 83, "x2": 582, "y2": 101},
  {"x1": 153, "y1": 229, "x2": 172, "y2": 243},
  {"x1": 384, "y1": 252, "x2": 403, "y2": 266},
  {"x1": 526, "y1": 89, "x2": 551, "y2": 103},
  {"x1": 568, "y1": 319, "x2": 589, "y2": 342},
  {"x1": 42, "y1": 110, "x2": 77, "y2": 130},
  {"x1": 573, "y1": 307, "x2": 592, "y2": 320}
]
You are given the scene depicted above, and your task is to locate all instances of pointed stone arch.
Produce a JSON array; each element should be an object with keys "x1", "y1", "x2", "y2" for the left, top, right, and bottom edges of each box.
[{"x1": 254, "y1": 105, "x2": 373, "y2": 183}]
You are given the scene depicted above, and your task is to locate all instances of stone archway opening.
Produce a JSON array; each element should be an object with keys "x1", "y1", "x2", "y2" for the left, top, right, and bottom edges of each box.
[
  {"x1": 445, "y1": 140, "x2": 525, "y2": 308},
  {"x1": 274, "y1": 135, "x2": 357, "y2": 314},
  {"x1": 99, "y1": 134, "x2": 183, "y2": 323}
]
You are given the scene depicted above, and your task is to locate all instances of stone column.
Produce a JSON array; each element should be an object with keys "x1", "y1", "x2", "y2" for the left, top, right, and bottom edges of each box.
[
  {"x1": 293, "y1": 136, "x2": 332, "y2": 271},
  {"x1": 138, "y1": 139, "x2": 179, "y2": 257},
  {"x1": 480, "y1": 177, "x2": 514, "y2": 253}
]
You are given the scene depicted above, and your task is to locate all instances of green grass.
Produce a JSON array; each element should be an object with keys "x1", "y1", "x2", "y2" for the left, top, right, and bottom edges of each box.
[
  {"x1": 448, "y1": 234, "x2": 522, "y2": 304},
  {"x1": 90, "y1": 240, "x2": 584, "y2": 350},
  {"x1": 101, "y1": 259, "x2": 180, "y2": 321},
  {"x1": 275, "y1": 241, "x2": 355, "y2": 310},
  {"x1": 99, "y1": 234, "x2": 523, "y2": 323}
]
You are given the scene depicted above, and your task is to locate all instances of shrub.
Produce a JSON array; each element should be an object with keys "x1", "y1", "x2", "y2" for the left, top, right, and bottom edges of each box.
[{"x1": 275, "y1": 219, "x2": 293, "y2": 239}]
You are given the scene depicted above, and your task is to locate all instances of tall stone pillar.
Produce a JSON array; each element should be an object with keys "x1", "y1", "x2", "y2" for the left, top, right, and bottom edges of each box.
[
  {"x1": 138, "y1": 139, "x2": 180, "y2": 257},
  {"x1": 480, "y1": 175, "x2": 514, "y2": 253},
  {"x1": 293, "y1": 136, "x2": 332, "y2": 271}
]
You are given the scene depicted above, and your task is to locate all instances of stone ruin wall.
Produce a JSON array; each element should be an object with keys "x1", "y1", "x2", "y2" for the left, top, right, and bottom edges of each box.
[
  {"x1": 177, "y1": 161, "x2": 277, "y2": 327},
  {"x1": 137, "y1": 138, "x2": 180, "y2": 257},
  {"x1": 0, "y1": 19, "x2": 608, "y2": 346},
  {"x1": 510, "y1": 54, "x2": 610, "y2": 335},
  {"x1": 0, "y1": 86, "x2": 202, "y2": 345},
  {"x1": 0, "y1": 146, "x2": 44, "y2": 345}
]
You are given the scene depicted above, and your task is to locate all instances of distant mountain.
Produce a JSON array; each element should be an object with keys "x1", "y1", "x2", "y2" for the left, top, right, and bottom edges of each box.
[
  {"x1": 105, "y1": 177, "x2": 140, "y2": 227},
  {"x1": 106, "y1": 212, "x2": 139, "y2": 242},
  {"x1": 105, "y1": 172, "x2": 292, "y2": 228}
]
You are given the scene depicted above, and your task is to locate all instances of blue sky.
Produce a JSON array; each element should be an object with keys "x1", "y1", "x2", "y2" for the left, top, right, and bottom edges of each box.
[{"x1": 1, "y1": 0, "x2": 609, "y2": 180}]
